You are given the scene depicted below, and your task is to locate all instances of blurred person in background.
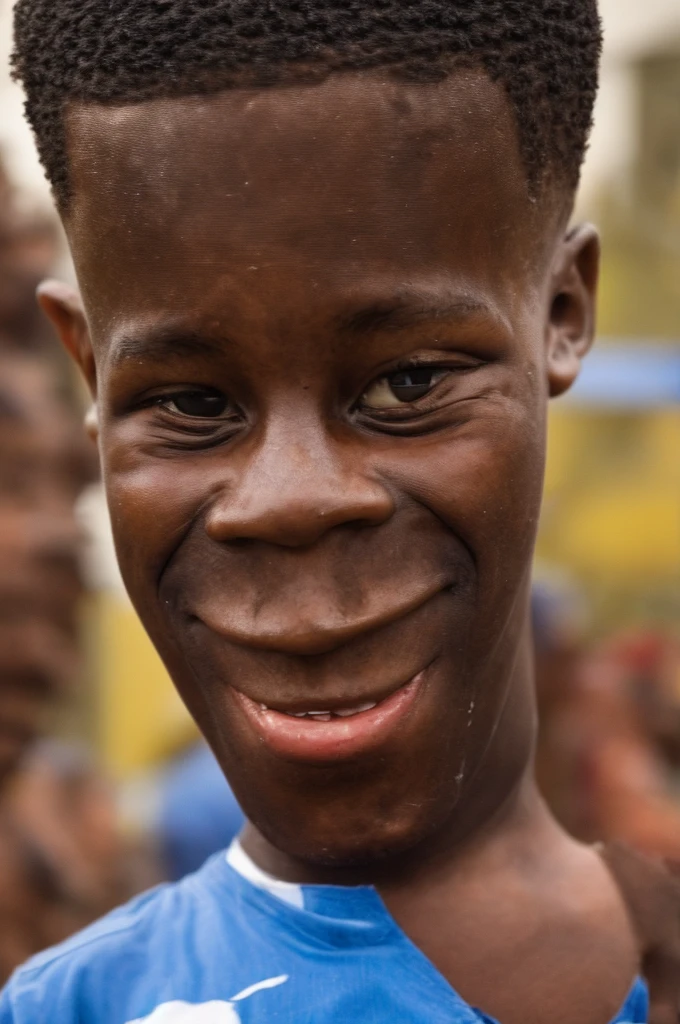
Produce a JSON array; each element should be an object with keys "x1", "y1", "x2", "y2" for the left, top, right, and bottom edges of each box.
[
  {"x1": 154, "y1": 739, "x2": 244, "y2": 882},
  {"x1": 0, "y1": 164, "x2": 154, "y2": 981},
  {"x1": 0, "y1": 161, "x2": 63, "y2": 357},
  {"x1": 0, "y1": 349, "x2": 85, "y2": 781},
  {"x1": 534, "y1": 579, "x2": 680, "y2": 863},
  {"x1": 606, "y1": 631, "x2": 680, "y2": 776},
  {"x1": 122, "y1": 738, "x2": 245, "y2": 883}
]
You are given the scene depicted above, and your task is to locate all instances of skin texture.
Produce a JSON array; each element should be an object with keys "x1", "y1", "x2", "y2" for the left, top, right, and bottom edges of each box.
[{"x1": 41, "y1": 71, "x2": 640, "y2": 1023}]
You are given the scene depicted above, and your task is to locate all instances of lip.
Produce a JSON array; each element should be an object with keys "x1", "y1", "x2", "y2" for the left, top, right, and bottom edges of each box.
[
  {"x1": 195, "y1": 582, "x2": 447, "y2": 656},
  {"x1": 232, "y1": 671, "x2": 426, "y2": 763}
]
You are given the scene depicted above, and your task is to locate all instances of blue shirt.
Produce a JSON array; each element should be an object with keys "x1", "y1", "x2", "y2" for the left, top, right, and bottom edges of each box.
[{"x1": 0, "y1": 843, "x2": 649, "y2": 1023}]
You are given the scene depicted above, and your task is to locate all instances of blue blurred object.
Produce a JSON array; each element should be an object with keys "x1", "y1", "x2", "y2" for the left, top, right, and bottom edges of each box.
[
  {"x1": 158, "y1": 742, "x2": 245, "y2": 880},
  {"x1": 567, "y1": 343, "x2": 680, "y2": 407}
]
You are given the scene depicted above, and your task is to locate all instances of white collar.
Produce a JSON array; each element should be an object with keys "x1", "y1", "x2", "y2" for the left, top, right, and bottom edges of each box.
[{"x1": 226, "y1": 838, "x2": 304, "y2": 909}]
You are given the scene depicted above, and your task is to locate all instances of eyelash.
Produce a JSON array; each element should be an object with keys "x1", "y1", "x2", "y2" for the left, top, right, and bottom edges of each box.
[
  {"x1": 356, "y1": 358, "x2": 479, "y2": 412},
  {"x1": 138, "y1": 355, "x2": 479, "y2": 445},
  {"x1": 141, "y1": 392, "x2": 242, "y2": 446}
]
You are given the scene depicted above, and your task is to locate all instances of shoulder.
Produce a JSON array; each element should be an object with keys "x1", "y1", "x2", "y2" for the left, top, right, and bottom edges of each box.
[
  {"x1": 14, "y1": 882, "x2": 171, "y2": 971},
  {"x1": 0, "y1": 854, "x2": 237, "y2": 1023}
]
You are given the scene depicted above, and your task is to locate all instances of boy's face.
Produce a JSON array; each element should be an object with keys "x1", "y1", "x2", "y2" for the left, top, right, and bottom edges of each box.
[{"x1": 48, "y1": 71, "x2": 597, "y2": 865}]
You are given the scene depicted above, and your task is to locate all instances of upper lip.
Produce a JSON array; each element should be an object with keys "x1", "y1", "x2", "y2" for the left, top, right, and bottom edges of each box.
[{"x1": 194, "y1": 580, "x2": 448, "y2": 657}]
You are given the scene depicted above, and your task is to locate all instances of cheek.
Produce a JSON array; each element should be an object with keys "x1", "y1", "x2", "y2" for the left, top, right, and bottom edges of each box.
[
  {"x1": 100, "y1": 428, "x2": 209, "y2": 602},
  {"x1": 379, "y1": 397, "x2": 546, "y2": 584}
]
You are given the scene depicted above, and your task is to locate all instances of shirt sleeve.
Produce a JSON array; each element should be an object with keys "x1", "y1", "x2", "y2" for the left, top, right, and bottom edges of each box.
[{"x1": 0, "y1": 983, "x2": 17, "y2": 1024}]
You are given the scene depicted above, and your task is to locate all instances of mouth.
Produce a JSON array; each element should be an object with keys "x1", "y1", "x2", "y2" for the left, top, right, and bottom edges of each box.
[
  {"x1": 231, "y1": 669, "x2": 427, "y2": 763},
  {"x1": 194, "y1": 581, "x2": 448, "y2": 657}
]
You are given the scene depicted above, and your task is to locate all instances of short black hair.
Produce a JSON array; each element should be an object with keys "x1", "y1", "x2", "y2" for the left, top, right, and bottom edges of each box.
[{"x1": 12, "y1": 0, "x2": 601, "y2": 211}]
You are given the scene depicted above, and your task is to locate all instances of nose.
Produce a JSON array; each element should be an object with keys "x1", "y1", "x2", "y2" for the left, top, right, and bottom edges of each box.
[{"x1": 204, "y1": 416, "x2": 395, "y2": 547}]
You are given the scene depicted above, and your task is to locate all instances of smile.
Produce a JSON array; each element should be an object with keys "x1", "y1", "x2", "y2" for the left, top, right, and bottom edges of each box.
[
  {"x1": 194, "y1": 581, "x2": 448, "y2": 657},
  {"x1": 231, "y1": 670, "x2": 427, "y2": 763}
]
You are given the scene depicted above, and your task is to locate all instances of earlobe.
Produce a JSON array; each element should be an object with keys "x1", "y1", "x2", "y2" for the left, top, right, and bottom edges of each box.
[
  {"x1": 37, "y1": 279, "x2": 97, "y2": 397},
  {"x1": 84, "y1": 402, "x2": 99, "y2": 444},
  {"x1": 546, "y1": 224, "x2": 600, "y2": 398}
]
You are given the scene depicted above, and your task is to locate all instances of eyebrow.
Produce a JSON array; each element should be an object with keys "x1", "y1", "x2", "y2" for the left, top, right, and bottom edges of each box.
[
  {"x1": 335, "y1": 297, "x2": 503, "y2": 336},
  {"x1": 107, "y1": 295, "x2": 508, "y2": 366},
  {"x1": 107, "y1": 326, "x2": 230, "y2": 368}
]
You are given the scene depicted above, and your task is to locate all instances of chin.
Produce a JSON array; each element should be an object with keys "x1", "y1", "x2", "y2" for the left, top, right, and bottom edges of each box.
[{"x1": 250, "y1": 781, "x2": 457, "y2": 870}]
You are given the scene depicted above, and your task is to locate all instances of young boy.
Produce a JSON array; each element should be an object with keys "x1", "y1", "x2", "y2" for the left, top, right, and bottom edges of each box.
[{"x1": 4, "y1": 1, "x2": 678, "y2": 1021}]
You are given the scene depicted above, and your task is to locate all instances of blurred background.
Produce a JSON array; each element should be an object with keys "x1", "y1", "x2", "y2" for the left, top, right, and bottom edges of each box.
[{"x1": 0, "y1": 0, "x2": 678, "y2": 977}]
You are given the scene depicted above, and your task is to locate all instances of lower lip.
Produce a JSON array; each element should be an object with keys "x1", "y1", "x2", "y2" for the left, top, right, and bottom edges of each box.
[{"x1": 232, "y1": 672, "x2": 426, "y2": 764}]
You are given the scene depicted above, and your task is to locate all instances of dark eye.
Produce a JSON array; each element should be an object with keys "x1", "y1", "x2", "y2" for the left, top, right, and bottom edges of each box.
[
  {"x1": 361, "y1": 367, "x2": 445, "y2": 409},
  {"x1": 162, "y1": 389, "x2": 228, "y2": 418}
]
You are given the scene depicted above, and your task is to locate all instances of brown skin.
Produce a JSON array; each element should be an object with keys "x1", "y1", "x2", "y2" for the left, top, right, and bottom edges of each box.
[{"x1": 42, "y1": 71, "x2": 638, "y2": 1023}]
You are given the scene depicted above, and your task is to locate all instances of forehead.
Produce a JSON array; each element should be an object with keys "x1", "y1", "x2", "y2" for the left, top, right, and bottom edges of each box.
[{"x1": 64, "y1": 71, "x2": 553, "y2": 339}]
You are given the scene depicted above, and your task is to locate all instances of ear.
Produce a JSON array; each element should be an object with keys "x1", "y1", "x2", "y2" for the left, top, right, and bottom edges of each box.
[
  {"x1": 546, "y1": 224, "x2": 600, "y2": 398},
  {"x1": 37, "y1": 279, "x2": 99, "y2": 442}
]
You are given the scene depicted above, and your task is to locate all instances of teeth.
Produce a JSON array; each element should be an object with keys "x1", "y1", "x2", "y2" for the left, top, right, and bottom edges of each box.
[
  {"x1": 282, "y1": 701, "x2": 378, "y2": 720},
  {"x1": 334, "y1": 702, "x2": 377, "y2": 717}
]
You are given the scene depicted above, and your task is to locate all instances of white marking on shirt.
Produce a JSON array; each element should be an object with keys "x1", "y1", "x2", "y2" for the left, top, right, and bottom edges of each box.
[{"x1": 226, "y1": 839, "x2": 304, "y2": 909}]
